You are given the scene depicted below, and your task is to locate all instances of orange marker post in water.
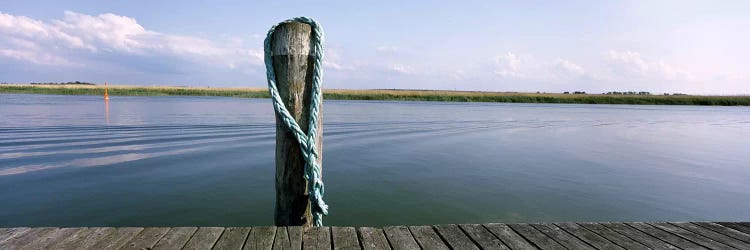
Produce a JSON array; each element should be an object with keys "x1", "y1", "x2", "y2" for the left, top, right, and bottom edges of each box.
[{"x1": 104, "y1": 82, "x2": 110, "y2": 100}]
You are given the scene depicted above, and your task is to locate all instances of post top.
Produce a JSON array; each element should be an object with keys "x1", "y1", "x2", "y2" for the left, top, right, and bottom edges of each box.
[{"x1": 271, "y1": 22, "x2": 313, "y2": 56}]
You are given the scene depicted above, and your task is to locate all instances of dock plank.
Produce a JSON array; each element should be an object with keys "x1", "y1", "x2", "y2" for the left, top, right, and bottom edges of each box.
[
  {"x1": 508, "y1": 223, "x2": 564, "y2": 250},
  {"x1": 120, "y1": 226, "x2": 170, "y2": 250},
  {"x1": 648, "y1": 222, "x2": 732, "y2": 249},
  {"x1": 531, "y1": 223, "x2": 595, "y2": 250},
  {"x1": 272, "y1": 227, "x2": 291, "y2": 250},
  {"x1": 2, "y1": 221, "x2": 748, "y2": 250},
  {"x1": 289, "y1": 226, "x2": 303, "y2": 250},
  {"x1": 358, "y1": 227, "x2": 390, "y2": 250},
  {"x1": 603, "y1": 223, "x2": 679, "y2": 249},
  {"x1": 22, "y1": 227, "x2": 81, "y2": 249},
  {"x1": 214, "y1": 227, "x2": 251, "y2": 250},
  {"x1": 0, "y1": 228, "x2": 30, "y2": 244},
  {"x1": 671, "y1": 222, "x2": 750, "y2": 249},
  {"x1": 625, "y1": 222, "x2": 706, "y2": 250},
  {"x1": 382, "y1": 226, "x2": 419, "y2": 250},
  {"x1": 0, "y1": 228, "x2": 24, "y2": 243},
  {"x1": 85, "y1": 227, "x2": 144, "y2": 249},
  {"x1": 408, "y1": 226, "x2": 448, "y2": 250},
  {"x1": 332, "y1": 227, "x2": 360, "y2": 250},
  {"x1": 153, "y1": 227, "x2": 198, "y2": 250},
  {"x1": 49, "y1": 227, "x2": 100, "y2": 249},
  {"x1": 246, "y1": 226, "x2": 277, "y2": 250},
  {"x1": 483, "y1": 223, "x2": 536, "y2": 250},
  {"x1": 555, "y1": 222, "x2": 623, "y2": 250},
  {"x1": 0, "y1": 228, "x2": 13, "y2": 238},
  {"x1": 434, "y1": 224, "x2": 479, "y2": 250},
  {"x1": 459, "y1": 224, "x2": 509, "y2": 250},
  {"x1": 0, "y1": 227, "x2": 56, "y2": 249},
  {"x1": 577, "y1": 223, "x2": 649, "y2": 250},
  {"x1": 183, "y1": 227, "x2": 224, "y2": 250},
  {"x1": 303, "y1": 226, "x2": 331, "y2": 250},
  {"x1": 693, "y1": 222, "x2": 750, "y2": 244},
  {"x1": 718, "y1": 222, "x2": 750, "y2": 235}
]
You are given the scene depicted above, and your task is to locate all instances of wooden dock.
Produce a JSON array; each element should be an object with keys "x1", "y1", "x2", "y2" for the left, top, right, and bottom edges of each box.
[{"x1": 1, "y1": 222, "x2": 749, "y2": 249}]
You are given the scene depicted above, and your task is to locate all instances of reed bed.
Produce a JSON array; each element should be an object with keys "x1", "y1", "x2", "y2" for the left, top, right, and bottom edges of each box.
[{"x1": 1, "y1": 85, "x2": 748, "y2": 106}]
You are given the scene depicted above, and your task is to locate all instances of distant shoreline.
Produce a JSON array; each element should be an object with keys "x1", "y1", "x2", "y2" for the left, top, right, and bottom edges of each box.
[{"x1": 1, "y1": 84, "x2": 748, "y2": 106}]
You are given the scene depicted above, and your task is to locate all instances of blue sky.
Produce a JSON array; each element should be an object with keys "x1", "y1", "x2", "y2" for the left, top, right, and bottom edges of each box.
[{"x1": 1, "y1": 1, "x2": 748, "y2": 94}]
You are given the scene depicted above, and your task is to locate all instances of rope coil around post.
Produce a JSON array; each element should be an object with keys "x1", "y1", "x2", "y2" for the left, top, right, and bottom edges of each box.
[{"x1": 264, "y1": 17, "x2": 327, "y2": 226}]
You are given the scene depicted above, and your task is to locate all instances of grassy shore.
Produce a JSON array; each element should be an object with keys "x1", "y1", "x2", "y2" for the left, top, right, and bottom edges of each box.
[{"x1": 1, "y1": 84, "x2": 749, "y2": 106}]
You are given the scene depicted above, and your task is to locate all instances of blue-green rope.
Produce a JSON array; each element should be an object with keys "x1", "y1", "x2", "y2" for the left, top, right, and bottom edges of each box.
[{"x1": 264, "y1": 17, "x2": 327, "y2": 226}]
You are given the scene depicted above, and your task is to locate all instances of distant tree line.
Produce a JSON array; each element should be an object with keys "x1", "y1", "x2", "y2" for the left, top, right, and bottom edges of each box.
[
  {"x1": 605, "y1": 91, "x2": 651, "y2": 95},
  {"x1": 560, "y1": 91, "x2": 690, "y2": 96},
  {"x1": 29, "y1": 81, "x2": 96, "y2": 85}
]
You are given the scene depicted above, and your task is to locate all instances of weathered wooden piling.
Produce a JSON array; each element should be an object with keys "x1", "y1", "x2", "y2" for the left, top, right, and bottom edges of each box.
[{"x1": 271, "y1": 22, "x2": 323, "y2": 228}]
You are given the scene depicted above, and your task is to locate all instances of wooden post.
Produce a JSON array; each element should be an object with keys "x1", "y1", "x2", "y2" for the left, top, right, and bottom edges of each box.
[{"x1": 272, "y1": 22, "x2": 323, "y2": 228}]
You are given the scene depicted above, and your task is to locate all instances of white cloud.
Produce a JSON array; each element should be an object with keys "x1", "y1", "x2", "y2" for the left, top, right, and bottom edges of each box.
[
  {"x1": 494, "y1": 52, "x2": 523, "y2": 78},
  {"x1": 553, "y1": 59, "x2": 585, "y2": 78},
  {"x1": 0, "y1": 49, "x2": 75, "y2": 66},
  {"x1": 606, "y1": 50, "x2": 692, "y2": 81},
  {"x1": 0, "y1": 11, "x2": 262, "y2": 68},
  {"x1": 388, "y1": 64, "x2": 413, "y2": 74},
  {"x1": 323, "y1": 46, "x2": 356, "y2": 71},
  {"x1": 0, "y1": 12, "x2": 89, "y2": 50},
  {"x1": 323, "y1": 61, "x2": 355, "y2": 71}
]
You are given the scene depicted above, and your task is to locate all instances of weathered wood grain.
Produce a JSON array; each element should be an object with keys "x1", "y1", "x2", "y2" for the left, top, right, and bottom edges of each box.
[
  {"x1": 3, "y1": 222, "x2": 749, "y2": 249},
  {"x1": 358, "y1": 227, "x2": 390, "y2": 250},
  {"x1": 289, "y1": 226, "x2": 304, "y2": 250},
  {"x1": 183, "y1": 227, "x2": 224, "y2": 250},
  {"x1": 555, "y1": 222, "x2": 623, "y2": 250},
  {"x1": 214, "y1": 227, "x2": 251, "y2": 250},
  {"x1": 153, "y1": 227, "x2": 198, "y2": 250},
  {"x1": 273, "y1": 21, "x2": 323, "y2": 228},
  {"x1": 0, "y1": 227, "x2": 30, "y2": 244},
  {"x1": 408, "y1": 226, "x2": 448, "y2": 250},
  {"x1": 382, "y1": 226, "x2": 419, "y2": 250},
  {"x1": 648, "y1": 222, "x2": 731, "y2": 249},
  {"x1": 577, "y1": 223, "x2": 649, "y2": 250},
  {"x1": 332, "y1": 227, "x2": 360, "y2": 250},
  {"x1": 508, "y1": 223, "x2": 565, "y2": 250},
  {"x1": 246, "y1": 226, "x2": 277, "y2": 250},
  {"x1": 718, "y1": 222, "x2": 750, "y2": 235},
  {"x1": 483, "y1": 223, "x2": 536, "y2": 250},
  {"x1": 625, "y1": 222, "x2": 705, "y2": 250},
  {"x1": 693, "y1": 222, "x2": 750, "y2": 243},
  {"x1": 48, "y1": 227, "x2": 99, "y2": 249},
  {"x1": 120, "y1": 226, "x2": 170, "y2": 250},
  {"x1": 273, "y1": 227, "x2": 292, "y2": 250},
  {"x1": 434, "y1": 224, "x2": 479, "y2": 250},
  {"x1": 531, "y1": 223, "x2": 594, "y2": 250},
  {"x1": 93, "y1": 227, "x2": 144, "y2": 250},
  {"x1": 0, "y1": 228, "x2": 23, "y2": 243},
  {"x1": 21, "y1": 227, "x2": 80, "y2": 249},
  {"x1": 459, "y1": 224, "x2": 509, "y2": 250},
  {"x1": 0, "y1": 228, "x2": 13, "y2": 238},
  {"x1": 671, "y1": 222, "x2": 750, "y2": 249},
  {"x1": 303, "y1": 226, "x2": 331, "y2": 250},
  {"x1": 602, "y1": 223, "x2": 679, "y2": 249},
  {"x1": 0, "y1": 227, "x2": 56, "y2": 249}
]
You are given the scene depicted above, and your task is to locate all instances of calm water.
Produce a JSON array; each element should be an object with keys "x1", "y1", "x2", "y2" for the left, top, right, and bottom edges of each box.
[{"x1": 0, "y1": 93, "x2": 748, "y2": 227}]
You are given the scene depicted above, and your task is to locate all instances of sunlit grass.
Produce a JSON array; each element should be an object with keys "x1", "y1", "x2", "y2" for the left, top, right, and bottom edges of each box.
[{"x1": 1, "y1": 84, "x2": 748, "y2": 106}]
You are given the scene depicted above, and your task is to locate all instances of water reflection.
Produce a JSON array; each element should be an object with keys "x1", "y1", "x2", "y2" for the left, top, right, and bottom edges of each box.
[{"x1": 105, "y1": 99, "x2": 110, "y2": 124}]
